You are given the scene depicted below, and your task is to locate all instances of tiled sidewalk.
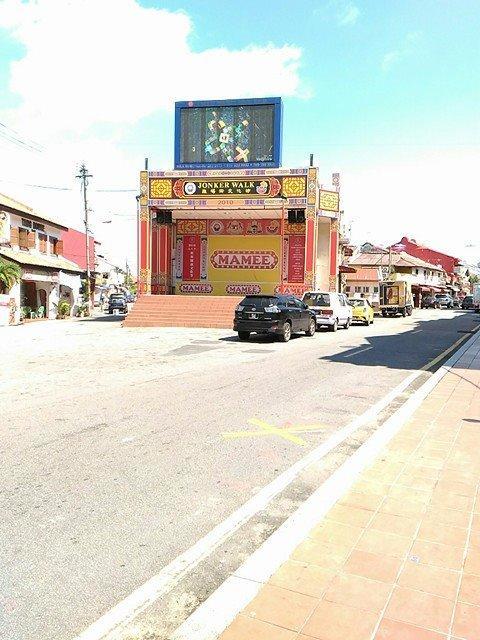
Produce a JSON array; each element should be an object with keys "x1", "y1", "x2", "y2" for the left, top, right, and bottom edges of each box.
[{"x1": 220, "y1": 333, "x2": 480, "y2": 640}]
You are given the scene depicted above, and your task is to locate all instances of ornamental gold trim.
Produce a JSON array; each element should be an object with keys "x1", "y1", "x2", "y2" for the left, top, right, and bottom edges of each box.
[{"x1": 150, "y1": 178, "x2": 173, "y2": 199}]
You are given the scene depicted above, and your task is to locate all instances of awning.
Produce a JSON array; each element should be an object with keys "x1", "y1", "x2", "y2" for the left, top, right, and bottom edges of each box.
[
  {"x1": 339, "y1": 265, "x2": 356, "y2": 273},
  {"x1": 412, "y1": 285, "x2": 432, "y2": 293}
]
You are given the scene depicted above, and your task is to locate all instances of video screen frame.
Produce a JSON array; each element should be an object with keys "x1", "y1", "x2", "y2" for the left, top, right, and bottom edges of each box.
[{"x1": 174, "y1": 97, "x2": 283, "y2": 170}]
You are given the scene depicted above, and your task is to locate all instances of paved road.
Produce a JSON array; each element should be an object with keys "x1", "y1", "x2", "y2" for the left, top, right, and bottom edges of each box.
[{"x1": 1, "y1": 309, "x2": 478, "y2": 640}]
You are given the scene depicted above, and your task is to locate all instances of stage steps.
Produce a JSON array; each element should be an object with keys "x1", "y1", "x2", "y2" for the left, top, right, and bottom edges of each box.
[{"x1": 123, "y1": 295, "x2": 242, "y2": 328}]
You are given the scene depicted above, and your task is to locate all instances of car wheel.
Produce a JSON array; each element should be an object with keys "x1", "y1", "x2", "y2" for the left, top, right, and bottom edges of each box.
[
  {"x1": 238, "y1": 331, "x2": 250, "y2": 341},
  {"x1": 280, "y1": 321, "x2": 292, "y2": 342},
  {"x1": 329, "y1": 319, "x2": 338, "y2": 332},
  {"x1": 364, "y1": 318, "x2": 369, "y2": 326},
  {"x1": 401, "y1": 308, "x2": 407, "y2": 317},
  {"x1": 305, "y1": 318, "x2": 316, "y2": 336},
  {"x1": 344, "y1": 318, "x2": 351, "y2": 329},
  {"x1": 382, "y1": 310, "x2": 387, "y2": 317}
]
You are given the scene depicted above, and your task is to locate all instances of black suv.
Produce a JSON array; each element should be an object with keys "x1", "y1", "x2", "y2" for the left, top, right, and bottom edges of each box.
[
  {"x1": 108, "y1": 294, "x2": 128, "y2": 314},
  {"x1": 233, "y1": 294, "x2": 316, "y2": 342}
]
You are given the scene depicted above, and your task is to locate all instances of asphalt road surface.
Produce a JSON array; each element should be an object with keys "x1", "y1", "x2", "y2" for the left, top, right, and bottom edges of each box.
[{"x1": 1, "y1": 309, "x2": 478, "y2": 640}]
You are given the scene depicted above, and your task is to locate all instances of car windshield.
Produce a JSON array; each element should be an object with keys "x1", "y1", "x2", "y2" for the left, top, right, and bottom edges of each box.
[
  {"x1": 304, "y1": 293, "x2": 330, "y2": 307},
  {"x1": 349, "y1": 299, "x2": 365, "y2": 307},
  {"x1": 110, "y1": 295, "x2": 124, "y2": 300}
]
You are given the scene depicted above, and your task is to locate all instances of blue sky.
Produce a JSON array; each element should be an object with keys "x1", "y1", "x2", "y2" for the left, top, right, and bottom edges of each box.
[{"x1": 0, "y1": 0, "x2": 479, "y2": 266}]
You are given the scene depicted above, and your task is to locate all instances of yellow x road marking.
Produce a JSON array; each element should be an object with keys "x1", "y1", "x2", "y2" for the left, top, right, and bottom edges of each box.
[{"x1": 222, "y1": 419, "x2": 327, "y2": 446}]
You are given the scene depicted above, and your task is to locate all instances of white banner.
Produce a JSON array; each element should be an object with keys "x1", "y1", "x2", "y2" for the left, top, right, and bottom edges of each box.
[{"x1": 59, "y1": 270, "x2": 80, "y2": 289}]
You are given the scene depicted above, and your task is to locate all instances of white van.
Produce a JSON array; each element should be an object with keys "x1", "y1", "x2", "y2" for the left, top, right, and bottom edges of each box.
[{"x1": 302, "y1": 291, "x2": 352, "y2": 331}]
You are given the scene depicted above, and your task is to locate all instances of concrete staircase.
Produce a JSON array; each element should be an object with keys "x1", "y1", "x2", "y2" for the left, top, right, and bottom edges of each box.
[{"x1": 123, "y1": 295, "x2": 242, "y2": 328}]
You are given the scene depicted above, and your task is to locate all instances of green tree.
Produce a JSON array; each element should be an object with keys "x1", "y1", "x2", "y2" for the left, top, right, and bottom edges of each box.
[
  {"x1": 0, "y1": 258, "x2": 21, "y2": 294},
  {"x1": 469, "y1": 274, "x2": 479, "y2": 285}
]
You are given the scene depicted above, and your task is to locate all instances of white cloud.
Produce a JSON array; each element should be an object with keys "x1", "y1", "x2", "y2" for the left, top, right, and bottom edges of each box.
[
  {"x1": 382, "y1": 31, "x2": 421, "y2": 71},
  {"x1": 338, "y1": 3, "x2": 360, "y2": 26},
  {"x1": 341, "y1": 149, "x2": 479, "y2": 265},
  {"x1": 0, "y1": 0, "x2": 304, "y2": 267}
]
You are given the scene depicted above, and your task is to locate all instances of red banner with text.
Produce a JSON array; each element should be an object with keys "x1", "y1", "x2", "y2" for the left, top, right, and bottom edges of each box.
[
  {"x1": 183, "y1": 234, "x2": 201, "y2": 281},
  {"x1": 287, "y1": 235, "x2": 305, "y2": 283}
]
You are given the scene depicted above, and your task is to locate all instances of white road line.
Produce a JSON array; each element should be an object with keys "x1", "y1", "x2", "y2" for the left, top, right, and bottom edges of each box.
[
  {"x1": 172, "y1": 330, "x2": 480, "y2": 640},
  {"x1": 72, "y1": 370, "x2": 423, "y2": 640},
  {"x1": 341, "y1": 346, "x2": 373, "y2": 357}
]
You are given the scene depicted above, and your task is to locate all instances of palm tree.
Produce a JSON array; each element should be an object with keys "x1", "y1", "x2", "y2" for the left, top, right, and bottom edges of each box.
[{"x1": 0, "y1": 258, "x2": 21, "y2": 294}]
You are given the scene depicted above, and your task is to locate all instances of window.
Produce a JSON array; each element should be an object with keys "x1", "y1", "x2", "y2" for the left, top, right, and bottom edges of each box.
[
  {"x1": 363, "y1": 286, "x2": 370, "y2": 292},
  {"x1": 49, "y1": 236, "x2": 57, "y2": 255},
  {"x1": 373, "y1": 286, "x2": 379, "y2": 293},
  {"x1": 354, "y1": 286, "x2": 361, "y2": 293},
  {"x1": 32, "y1": 222, "x2": 45, "y2": 231},
  {"x1": 304, "y1": 293, "x2": 330, "y2": 307},
  {"x1": 39, "y1": 233, "x2": 47, "y2": 253},
  {"x1": 19, "y1": 227, "x2": 29, "y2": 249},
  {"x1": 21, "y1": 218, "x2": 32, "y2": 228},
  {"x1": 345, "y1": 286, "x2": 351, "y2": 292}
]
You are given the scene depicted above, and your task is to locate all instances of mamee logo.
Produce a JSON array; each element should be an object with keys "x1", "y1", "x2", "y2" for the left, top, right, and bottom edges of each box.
[
  {"x1": 179, "y1": 283, "x2": 213, "y2": 294},
  {"x1": 210, "y1": 250, "x2": 278, "y2": 270},
  {"x1": 226, "y1": 284, "x2": 261, "y2": 294}
]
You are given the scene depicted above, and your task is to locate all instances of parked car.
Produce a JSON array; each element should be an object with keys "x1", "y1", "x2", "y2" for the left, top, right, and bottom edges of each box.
[
  {"x1": 434, "y1": 293, "x2": 453, "y2": 308},
  {"x1": 125, "y1": 293, "x2": 136, "y2": 303},
  {"x1": 108, "y1": 294, "x2": 128, "y2": 314},
  {"x1": 451, "y1": 296, "x2": 461, "y2": 308},
  {"x1": 462, "y1": 295, "x2": 474, "y2": 310},
  {"x1": 233, "y1": 294, "x2": 316, "y2": 342},
  {"x1": 349, "y1": 298, "x2": 374, "y2": 325},
  {"x1": 421, "y1": 295, "x2": 440, "y2": 309},
  {"x1": 302, "y1": 291, "x2": 352, "y2": 331}
]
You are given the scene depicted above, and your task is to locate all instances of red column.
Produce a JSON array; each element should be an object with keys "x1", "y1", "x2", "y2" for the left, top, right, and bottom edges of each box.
[
  {"x1": 157, "y1": 224, "x2": 172, "y2": 294},
  {"x1": 304, "y1": 215, "x2": 315, "y2": 289},
  {"x1": 329, "y1": 217, "x2": 339, "y2": 292},
  {"x1": 151, "y1": 221, "x2": 158, "y2": 294}
]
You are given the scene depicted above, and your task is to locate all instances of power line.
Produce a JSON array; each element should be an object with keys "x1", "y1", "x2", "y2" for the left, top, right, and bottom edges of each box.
[
  {"x1": 0, "y1": 177, "x2": 137, "y2": 192},
  {"x1": 0, "y1": 121, "x2": 44, "y2": 153}
]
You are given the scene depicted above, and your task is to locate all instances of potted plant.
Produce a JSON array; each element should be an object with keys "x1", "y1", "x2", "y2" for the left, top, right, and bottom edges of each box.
[{"x1": 57, "y1": 299, "x2": 71, "y2": 319}]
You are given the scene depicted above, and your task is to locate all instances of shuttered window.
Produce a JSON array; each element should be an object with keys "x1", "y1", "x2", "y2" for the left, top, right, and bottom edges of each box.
[
  {"x1": 49, "y1": 236, "x2": 57, "y2": 254},
  {"x1": 10, "y1": 226, "x2": 19, "y2": 246},
  {"x1": 55, "y1": 239, "x2": 63, "y2": 256},
  {"x1": 27, "y1": 230, "x2": 36, "y2": 249},
  {"x1": 19, "y1": 227, "x2": 29, "y2": 249},
  {"x1": 39, "y1": 233, "x2": 47, "y2": 253}
]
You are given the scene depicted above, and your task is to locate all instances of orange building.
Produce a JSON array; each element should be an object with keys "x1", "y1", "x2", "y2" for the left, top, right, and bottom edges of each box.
[{"x1": 137, "y1": 167, "x2": 341, "y2": 301}]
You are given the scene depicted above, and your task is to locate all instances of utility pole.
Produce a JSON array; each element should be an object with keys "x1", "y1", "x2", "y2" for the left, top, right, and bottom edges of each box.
[{"x1": 76, "y1": 164, "x2": 93, "y2": 312}]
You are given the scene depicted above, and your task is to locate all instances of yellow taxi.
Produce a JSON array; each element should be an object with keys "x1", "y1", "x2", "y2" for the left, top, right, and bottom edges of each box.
[{"x1": 349, "y1": 298, "x2": 374, "y2": 325}]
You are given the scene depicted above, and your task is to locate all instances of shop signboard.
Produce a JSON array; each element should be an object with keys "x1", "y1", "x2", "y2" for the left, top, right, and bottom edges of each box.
[
  {"x1": 174, "y1": 97, "x2": 282, "y2": 169},
  {"x1": 149, "y1": 172, "x2": 308, "y2": 205},
  {"x1": 22, "y1": 269, "x2": 58, "y2": 283},
  {"x1": 319, "y1": 189, "x2": 340, "y2": 212},
  {"x1": 0, "y1": 210, "x2": 10, "y2": 244}
]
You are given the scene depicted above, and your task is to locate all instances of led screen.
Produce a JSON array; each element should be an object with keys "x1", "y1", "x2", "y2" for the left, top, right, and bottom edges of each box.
[{"x1": 175, "y1": 100, "x2": 281, "y2": 169}]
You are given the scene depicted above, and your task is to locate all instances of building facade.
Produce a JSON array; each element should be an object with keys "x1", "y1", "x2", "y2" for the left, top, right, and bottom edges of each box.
[
  {"x1": 392, "y1": 237, "x2": 469, "y2": 296},
  {"x1": 137, "y1": 167, "x2": 341, "y2": 298},
  {"x1": 0, "y1": 193, "x2": 83, "y2": 325},
  {"x1": 348, "y1": 251, "x2": 446, "y2": 307}
]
